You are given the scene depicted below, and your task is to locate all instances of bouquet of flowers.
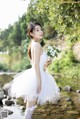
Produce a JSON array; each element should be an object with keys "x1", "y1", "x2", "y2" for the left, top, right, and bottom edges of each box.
[{"x1": 46, "y1": 45, "x2": 61, "y2": 59}]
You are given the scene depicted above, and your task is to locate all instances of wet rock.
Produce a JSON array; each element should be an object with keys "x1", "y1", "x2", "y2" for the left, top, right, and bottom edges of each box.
[
  {"x1": 63, "y1": 85, "x2": 72, "y2": 91},
  {"x1": 66, "y1": 97, "x2": 72, "y2": 102},
  {"x1": 2, "y1": 81, "x2": 13, "y2": 95},
  {"x1": 3, "y1": 109, "x2": 13, "y2": 115},
  {"x1": 59, "y1": 87, "x2": 62, "y2": 91},
  {"x1": 0, "y1": 88, "x2": 5, "y2": 105},
  {"x1": 17, "y1": 105, "x2": 24, "y2": 110},
  {"x1": 5, "y1": 100, "x2": 15, "y2": 106},
  {"x1": 66, "y1": 102, "x2": 73, "y2": 106},
  {"x1": 2, "y1": 98, "x2": 15, "y2": 106},
  {"x1": 0, "y1": 88, "x2": 4, "y2": 99},
  {"x1": 66, "y1": 110, "x2": 80, "y2": 115},
  {"x1": 77, "y1": 90, "x2": 80, "y2": 93},
  {"x1": 0, "y1": 108, "x2": 13, "y2": 118},
  {"x1": 59, "y1": 105, "x2": 67, "y2": 110},
  {"x1": 0, "y1": 99, "x2": 3, "y2": 105}
]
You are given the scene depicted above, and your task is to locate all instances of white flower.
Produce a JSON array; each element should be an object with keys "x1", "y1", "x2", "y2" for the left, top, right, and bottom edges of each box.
[{"x1": 46, "y1": 45, "x2": 61, "y2": 58}]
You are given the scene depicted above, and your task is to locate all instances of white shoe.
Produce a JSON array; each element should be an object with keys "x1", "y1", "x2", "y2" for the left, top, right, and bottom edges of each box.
[{"x1": 24, "y1": 108, "x2": 33, "y2": 119}]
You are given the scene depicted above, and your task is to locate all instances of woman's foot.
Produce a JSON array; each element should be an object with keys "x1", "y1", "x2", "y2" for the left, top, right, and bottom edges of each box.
[
  {"x1": 24, "y1": 108, "x2": 33, "y2": 119},
  {"x1": 24, "y1": 105, "x2": 37, "y2": 119}
]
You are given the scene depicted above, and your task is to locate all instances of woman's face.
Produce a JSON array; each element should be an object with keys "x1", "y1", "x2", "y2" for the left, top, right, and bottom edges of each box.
[{"x1": 31, "y1": 25, "x2": 43, "y2": 41}]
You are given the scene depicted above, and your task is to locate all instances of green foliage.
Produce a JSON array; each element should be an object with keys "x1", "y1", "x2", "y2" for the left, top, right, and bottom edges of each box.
[
  {"x1": 49, "y1": 49, "x2": 77, "y2": 73},
  {"x1": 0, "y1": 14, "x2": 27, "y2": 51},
  {"x1": 0, "y1": 63, "x2": 8, "y2": 72},
  {"x1": 21, "y1": 37, "x2": 30, "y2": 54},
  {"x1": 43, "y1": 23, "x2": 57, "y2": 39},
  {"x1": 11, "y1": 56, "x2": 31, "y2": 72},
  {"x1": 48, "y1": 49, "x2": 80, "y2": 90},
  {"x1": 28, "y1": 0, "x2": 80, "y2": 42},
  {"x1": 48, "y1": 49, "x2": 80, "y2": 87},
  {"x1": 0, "y1": 0, "x2": 80, "y2": 82},
  {"x1": 0, "y1": 0, "x2": 79, "y2": 51},
  {"x1": 54, "y1": 63, "x2": 80, "y2": 90}
]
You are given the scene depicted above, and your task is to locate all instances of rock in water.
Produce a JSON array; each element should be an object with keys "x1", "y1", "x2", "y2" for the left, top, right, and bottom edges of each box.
[
  {"x1": 63, "y1": 85, "x2": 72, "y2": 91},
  {"x1": 2, "y1": 81, "x2": 13, "y2": 95},
  {"x1": 67, "y1": 110, "x2": 79, "y2": 115},
  {"x1": 76, "y1": 90, "x2": 80, "y2": 93},
  {"x1": 66, "y1": 97, "x2": 72, "y2": 102}
]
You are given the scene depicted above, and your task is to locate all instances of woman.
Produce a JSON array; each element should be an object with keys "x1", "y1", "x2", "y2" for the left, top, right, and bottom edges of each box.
[{"x1": 8, "y1": 22, "x2": 60, "y2": 119}]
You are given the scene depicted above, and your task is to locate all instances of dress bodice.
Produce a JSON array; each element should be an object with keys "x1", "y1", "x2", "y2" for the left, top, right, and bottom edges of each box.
[
  {"x1": 31, "y1": 41, "x2": 48, "y2": 71},
  {"x1": 39, "y1": 51, "x2": 48, "y2": 70}
]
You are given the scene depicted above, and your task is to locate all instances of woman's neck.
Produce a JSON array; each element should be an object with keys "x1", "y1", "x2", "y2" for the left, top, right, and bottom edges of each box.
[{"x1": 32, "y1": 39, "x2": 40, "y2": 43}]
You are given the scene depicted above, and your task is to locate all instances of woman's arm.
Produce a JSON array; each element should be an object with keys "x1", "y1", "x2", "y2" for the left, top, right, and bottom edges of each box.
[
  {"x1": 33, "y1": 42, "x2": 41, "y2": 94},
  {"x1": 44, "y1": 58, "x2": 52, "y2": 71}
]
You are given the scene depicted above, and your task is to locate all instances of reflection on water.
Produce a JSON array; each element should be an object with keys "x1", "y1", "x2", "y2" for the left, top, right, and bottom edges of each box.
[{"x1": 3, "y1": 105, "x2": 24, "y2": 119}]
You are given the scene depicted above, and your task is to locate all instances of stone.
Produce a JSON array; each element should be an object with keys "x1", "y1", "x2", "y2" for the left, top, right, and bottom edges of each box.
[
  {"x1": 66, "y1": 110, "x2": 79, "y2": 115},
  {"x1": 2, "y1": 99, "x2": 15, "y2": 106},
  {"x1": 0, "y1": 89, "x2": 4, "y2": 99},
  {"x1": 76, "y1": 90, "x2": 80, "y2": 93},
  {"x1": 5, "y1": 100, "x2": 15, "y2": 106},
  {"x1": 2, "y1": 81, "x2": 13, "y2": 95},
  {"x1": 63, "y1": 85, "x2": 72, "y2": 91},
  {"x1": 0, "y1": 89, "x2": 5, "y2": 105},
  {"x1": 0, "y1": 108, "x2": 13, "y2": 118},
  {"x1": 66, "y1": 97, "x2": 72, "y2": 102},
  {"x1": 59, "y1": 87, "x2": 62, "y2": 91},
  {"x1": 3, "y1": 109, "x2": 13, "y2": 115}
]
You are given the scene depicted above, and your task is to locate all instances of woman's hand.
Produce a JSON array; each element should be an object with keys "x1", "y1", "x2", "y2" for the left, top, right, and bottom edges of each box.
[
  {"x1": 44, "y1": 59, "x2": 52, "y2": 71},
  {"x1": 45, "y1": 60, "x2": 52, "y2": 66}
]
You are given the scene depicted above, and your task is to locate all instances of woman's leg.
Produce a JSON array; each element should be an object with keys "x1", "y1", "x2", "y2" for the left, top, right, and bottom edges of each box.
[{"x1": 24, "y1": 99, "x2": 37, "y2": 119}]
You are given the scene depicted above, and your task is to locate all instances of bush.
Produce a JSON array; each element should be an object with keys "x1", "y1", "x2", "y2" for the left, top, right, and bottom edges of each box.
[
  {"x1": 48, "y1": 49, "x2": 80, "y2": 79},
  {"x1": 11, "y1": 56, "x2": 31, "y2": 72},
  {"x1": 0, "y1": 63, "x2": 8, "y2": 72},
  {"x1": 48, "y1": 49, "x2": 80, "y2": 90},
  {"x1": 49, "y1": 49, "x2": 75, "y2": 73}
]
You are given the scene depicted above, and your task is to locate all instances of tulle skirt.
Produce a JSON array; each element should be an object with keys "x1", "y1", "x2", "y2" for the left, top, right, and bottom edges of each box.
[{"x1": 8, "y1": 67, "x2": 60, "y2": 105}]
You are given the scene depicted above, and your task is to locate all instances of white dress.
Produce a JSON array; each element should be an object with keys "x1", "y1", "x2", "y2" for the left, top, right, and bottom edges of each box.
[{"x1": 8, "y1": 41, "x2": 60, "y2": 105}]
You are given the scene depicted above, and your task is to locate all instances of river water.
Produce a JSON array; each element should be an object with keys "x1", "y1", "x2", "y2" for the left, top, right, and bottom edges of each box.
[
  {"x1": 2, "y1": 105, "x2": 24, "y2": 119},
  {"x1": 3, "y1": 105, "x2": 25, "y2": 119},
  {"x1": 0, "y1": 72, "x2": 80, "y2": 119},
  {"x1": 0, "y1": 72, "x2": 25, "y2": 119}
]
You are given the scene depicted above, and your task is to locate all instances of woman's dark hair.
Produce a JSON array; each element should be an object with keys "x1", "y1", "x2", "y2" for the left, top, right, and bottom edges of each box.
[{"x1": 27, "y1": 22, "x2": 42, "y2": 59}]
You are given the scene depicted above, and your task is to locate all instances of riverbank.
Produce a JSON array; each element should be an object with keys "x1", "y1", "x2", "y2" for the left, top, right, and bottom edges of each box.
[
  {"x1": 0, "y1": 73, "x2": 80, "y2": 119},
  {"x1": 0, "y1": 91, "x2": 80, "y2": 119},
  {"x1": 0, "y1": 71, "x2": 16, "y2": 75},
  {"x1": 33, "y1": 92, "x2": 80, "y2": 119}
]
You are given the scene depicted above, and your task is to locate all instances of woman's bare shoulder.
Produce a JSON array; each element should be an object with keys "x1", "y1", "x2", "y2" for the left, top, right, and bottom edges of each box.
[{"x1": 32, "y1": 41, "x2": 41, "y2": 49}]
